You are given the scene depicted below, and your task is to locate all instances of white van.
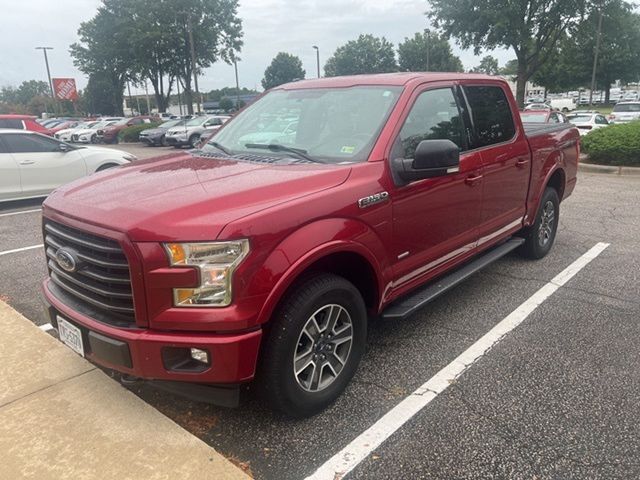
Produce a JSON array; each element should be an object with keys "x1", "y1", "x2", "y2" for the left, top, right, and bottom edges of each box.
[{"x1": 549, "y1": 98, "x2": 576, "y2": 112}]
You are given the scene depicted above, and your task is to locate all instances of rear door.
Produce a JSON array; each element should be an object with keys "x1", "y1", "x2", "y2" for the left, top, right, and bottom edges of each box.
[
  {"x1": 0, "y1": 136, "x2": 22, "y2": 200},
  {"x1": 462, "y1": 85, "x2": 530, "y2": 246},
  {"x1": 4, "y1": 133, "x2": 86, "y2": 197},
  {"x1": 391, "y1": 85, "x2": 483, "y2": 287}
]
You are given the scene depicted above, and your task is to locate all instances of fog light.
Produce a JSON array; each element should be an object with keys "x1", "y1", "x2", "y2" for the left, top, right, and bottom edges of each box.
[{"x1": 190, "y1": 348, "x2": 210, "y2": 364}]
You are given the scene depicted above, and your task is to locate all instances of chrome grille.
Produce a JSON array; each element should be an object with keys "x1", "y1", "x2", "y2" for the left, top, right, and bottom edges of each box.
[
  {"x1": 71, "y1": 134, "x2": 79, "y2": 142},
  {"x1": 44, "y1": 220, "x2": 136, "y2": 327}
]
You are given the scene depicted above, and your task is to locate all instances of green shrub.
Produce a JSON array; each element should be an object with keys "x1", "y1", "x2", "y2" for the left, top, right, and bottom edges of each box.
[
  {"x1": 581, "y1": 121, "x2": 640, "y2": 166},
  {"x1": 118, "y1": 122, "x2": 162, "y2": 142}
]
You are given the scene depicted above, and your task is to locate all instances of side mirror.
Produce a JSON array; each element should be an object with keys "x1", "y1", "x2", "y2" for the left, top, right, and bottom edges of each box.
[
  {"x1": 393, "y1": 139, "x2": 460, "y2": 183},
  {"x1": 59, "y1": 143, "x2": 70, "y2": 153}
]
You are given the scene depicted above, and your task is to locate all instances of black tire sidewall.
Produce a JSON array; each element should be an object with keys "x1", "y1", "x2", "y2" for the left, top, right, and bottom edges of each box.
[
  {"x1": 189, "y1": 134, "x2": 200, "y2": 148},
  {"x1": 260, "y1": 274, "x2": 367, "y2": 417},
  {"x1": 528, "y1": 187, "x2": 560, "y2": 258}
]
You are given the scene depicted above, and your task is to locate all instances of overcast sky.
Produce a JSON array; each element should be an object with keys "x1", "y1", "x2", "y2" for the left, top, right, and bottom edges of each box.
[{"x1": 0, "y1": 0, "x2": 512, "y2": 95}]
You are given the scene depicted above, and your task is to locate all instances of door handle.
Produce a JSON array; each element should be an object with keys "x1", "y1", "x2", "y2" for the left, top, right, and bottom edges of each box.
[
  {"x1": 516, "y1": 158, "x2": 529, "y2": 168},
  {"x1": 19, "y1": 160, "x2": 36, "y2": 165},
  {"x1": 465, "y1": 174, "x2": 483, "y2": 186}
]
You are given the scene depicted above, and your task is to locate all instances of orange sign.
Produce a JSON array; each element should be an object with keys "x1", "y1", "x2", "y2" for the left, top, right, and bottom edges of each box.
[{"x1": 52, "y1": 78, "x2": 78, "y2": 101}]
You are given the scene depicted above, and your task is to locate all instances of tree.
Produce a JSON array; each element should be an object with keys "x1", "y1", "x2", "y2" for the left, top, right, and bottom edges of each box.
[
  {"x1": 534, "y1": 1, "x2": 640, "y2": 100},
  {"x1": 261, "y1": 52, "x2": 305, "y2": 90},
  {"x1": 218, "y1": 96, "x2": 234, "y2": 111},
  {"x1": 84, "y1": 73, "x2": 122, "y2": 115},
  {"x1": 429, "y1": 0, "x2": 591, "y2": 107},
  {"x1": 398, "y1": 31, "x2": 464, "y2": 72},
  {"x1": 324, "y1": 34, "x2": 397, "y2": 76},
  {"x1": 474, "y1": 55, "x2": 499, "y2": 75},
  {"x1": 499, "y1": 59, "x2": 518, "y2": 76}
]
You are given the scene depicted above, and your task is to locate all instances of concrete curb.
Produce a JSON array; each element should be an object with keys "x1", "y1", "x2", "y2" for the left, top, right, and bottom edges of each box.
[
  {"x1": 578, "y1": 162, "x2": 640, "y2": 176},
  {"x1": 0, "y1": 300, "x2": 250, "y2": 480}
]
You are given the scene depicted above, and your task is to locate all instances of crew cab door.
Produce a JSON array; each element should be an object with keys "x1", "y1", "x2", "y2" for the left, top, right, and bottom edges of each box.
[
  {"x1": 4, "y1": 133, "x2": 86, "y2": 197},
  {"x1": 462, "y1": 85, "x2": 530, "y2": 244},
  {"x1": 0, "y1": 136, "x2": 22, "y2": 200},
  {"x1": 390, "y1": 85, "x2": 483, "y2": 288}
]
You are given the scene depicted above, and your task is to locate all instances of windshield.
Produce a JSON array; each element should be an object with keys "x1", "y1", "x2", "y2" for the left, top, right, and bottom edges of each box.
[
  {"x1": 161, "y1": 119, "x2": 184, "y2": 128},
  {"x1": 92, "y1": 121, "x2": 116, "y2": 129},
  {"x1": 206, "y1": 86, "x2": 402, "y2": 163},
  {"x1": 613, "y1": 103, "x2": 640, "y2": 112},
  {"x1": 521, "y1": 113, "x2": 548, "y2": 123},
  {"x1": 185, "y1": 116, "x2": 207, "y2": 127},
  {"x1": 567, "y1": 115, "x2": 593, "y2": 123}
]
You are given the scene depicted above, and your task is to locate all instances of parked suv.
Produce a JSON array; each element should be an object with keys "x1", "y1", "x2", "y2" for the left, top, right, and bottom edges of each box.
[
  {"x1": 608, "y1": 101, "x2": 640, "y2": 124},
  {"x1": 42, "y1": 73, "x2": 579, "y2": 417},
  {"x1": 165, "y1": 115, "x2": 230, "y2": 148},
  {"x1": 139, "y1": 119, "x2": 186, "y2": 146}
]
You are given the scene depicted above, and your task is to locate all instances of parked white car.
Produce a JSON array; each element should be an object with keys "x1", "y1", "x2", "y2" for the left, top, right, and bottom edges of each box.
[
  {"x1": 70, "y1": 120, "x2": 121, "y2": 144},
  {"x1": 165, "y1": 115, "x2": 230, "y2": 148},
  {"x1": 524, "y1": 102, "x2": 551, "y2": 111},
  {"x1": 54, "y1": 121, "x2": 100, "y2": 142},
  {"x1": 566, "y1": 112, "x2": 610, "y2": 136},
  {"x1": 0, "y1": 130, "x2": 135, "y2": 202},
  {"x1": 608, "y1": 101, "x2": 640, "y2": 124}
]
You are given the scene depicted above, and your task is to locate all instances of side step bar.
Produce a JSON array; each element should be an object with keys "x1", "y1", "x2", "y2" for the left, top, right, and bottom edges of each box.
[{"x1": 381, "y1": 237, "x2": 525, "y2": 320}]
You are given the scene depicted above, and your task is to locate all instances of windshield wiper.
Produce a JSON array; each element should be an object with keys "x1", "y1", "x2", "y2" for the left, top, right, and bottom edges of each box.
[
  {"x1": 244, "y1": 143, "x2": 326, "y2": 163},
  {"x1": 206, "y1": 141, "x2": 232, "y2": 156}
]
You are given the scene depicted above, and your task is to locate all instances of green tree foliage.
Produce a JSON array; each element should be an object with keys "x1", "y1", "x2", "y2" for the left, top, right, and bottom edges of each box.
[
  {"x1": 324, "y1": 34, "x2": 397, "y2": 77},
  {"x1": 533, "y1": 1, "x2": 640, "y2": 99},
  {"x1": 0, "y1": 81, "x2": 54, "y2": 115},
  {"x1": 473, "y1": 55, "x2": 500, "y2": 75},
  {"x1": 206, "y1": 86, "x2": 257, "y2": 101},
  {"x1": 218, "y1": 96, "x2": 234, "y2": 111},
  {"x1": 499, "y1": 59, "x2": 518, "y2": 76},
  {"x1": 429, "y1": 0, "x2": 590, "y2": 107},
  {"x1": 262, "y1": 52, "x2": 305, "y2": 90},
  {"x1": 84, "y1": 73, "x2": 122, "y2": 115},
  {"x1": 70, "y1": 0, "x2": 243, "y2": 114},
  {"x1": 398, "y1": 31, "x2": 464, "y2": 72}
]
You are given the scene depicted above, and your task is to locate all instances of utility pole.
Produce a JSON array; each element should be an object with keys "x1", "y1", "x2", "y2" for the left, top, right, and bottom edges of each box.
[
  {"x1": 177, "y1": 80, "x2": 183, "y2": 116},
  {"x1": 589, "y1": 9, "x2": 604, "y2": 106},
  {"x1": 425, "y1": 30, "x2": 430, "y2": 71},
  {"x1": 187, "y1": 12, "x2": 201, "y2": 113},
  {"x1": 144, "y1": 80, "x2": 151, "y2": 114},
  {"x1": 126, "y1": 80, "x2": 134, "y2": 116},
  {"x1": 234, "y1": 57, "x2": 240, "y2": 110},
  {"x1": 312, "y1": 46, "x2": 320, "y2": 78},
  {"x1": 35, "y1": 46, "x2": 56, "y2": 115}
]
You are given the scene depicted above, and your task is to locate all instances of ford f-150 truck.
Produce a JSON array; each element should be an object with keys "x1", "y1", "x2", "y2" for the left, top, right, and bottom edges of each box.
[{"x1": 41, "y1": 73, "x2": 579, "y2": 417}]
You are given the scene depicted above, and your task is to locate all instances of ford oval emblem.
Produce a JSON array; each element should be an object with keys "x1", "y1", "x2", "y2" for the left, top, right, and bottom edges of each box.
[{"x1": 55, "y1": 248, "x2": 78, "y2": 273}]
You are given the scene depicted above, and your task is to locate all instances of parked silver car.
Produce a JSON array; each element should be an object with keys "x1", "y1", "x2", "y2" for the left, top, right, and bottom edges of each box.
[
  {"x1": 164, "y1": 115, "x2": 230, "y2": 148},
  {"x1": 609, "y1": 101, "x2": 640, "y2": 124}
]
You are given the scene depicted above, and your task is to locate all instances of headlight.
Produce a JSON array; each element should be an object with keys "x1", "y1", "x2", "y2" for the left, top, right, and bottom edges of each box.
[{"x1": 164, "y1": 240, "x2": 250, "y2": 307}]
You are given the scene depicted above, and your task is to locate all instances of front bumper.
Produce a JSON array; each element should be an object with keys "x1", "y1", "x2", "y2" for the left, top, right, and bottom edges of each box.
[
  {"x1": 42, "y1": 279, "x2": 262, "y2": 386},
  {"x1": 165, "y1": 135, "x2": 188, "y2": 146}
]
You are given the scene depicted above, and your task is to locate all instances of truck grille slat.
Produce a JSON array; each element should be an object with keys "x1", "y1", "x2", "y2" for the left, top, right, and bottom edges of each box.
[{"x1": 44, "y1": 220, "x2": 136, "y2": 326}]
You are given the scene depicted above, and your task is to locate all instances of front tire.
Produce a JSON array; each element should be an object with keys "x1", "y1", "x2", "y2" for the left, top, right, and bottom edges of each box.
[
  {"x1": 188, "y1": 134, "x2": 200, "y2": 148},
  {"x1": 256, "y1": 273, "x2": 367, "y2": 417},
  {"x1": 519, "y1": 187, "x2": 560, "y2": 259}
]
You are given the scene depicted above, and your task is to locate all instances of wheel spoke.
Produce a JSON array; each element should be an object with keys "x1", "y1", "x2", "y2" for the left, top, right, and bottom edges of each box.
[
  {"x1": 330, "y1": 324, "x2": 352, "y2": 346},
  {"x1": 310, "y1": 360, "x2": 322, "y2": 390},
  {"x1": 326, "y1": 305, "x2": 342, "y2": 334},
  {"x1": 294, "y1": 350, "x2": 314, "y2": 375}
]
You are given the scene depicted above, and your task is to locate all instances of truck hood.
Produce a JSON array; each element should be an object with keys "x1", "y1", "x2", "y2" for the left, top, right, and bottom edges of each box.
[{"x1": 44, "y1": 153, "x2": 351, "y2": 242}]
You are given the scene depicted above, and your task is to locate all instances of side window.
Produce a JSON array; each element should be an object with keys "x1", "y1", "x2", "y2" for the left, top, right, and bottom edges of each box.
[
  {"x1": 4, "y1": 134, "x2": 59, "y2": 153},
  {"x1": 464, "y1": 86, "x2": 516, "y2": 148},
  {"x1": 596, "y1": 115, "x2": 608, "y2": 125},
  {"x1": 397, "y1": 88, "x2": 465, "y2": 159},
  {"x1": 0, "y1": 119, "x2": 25, "y2": 129},
  {"x1": 0, "y1": 136, "x2": 8, "y2": 153}
]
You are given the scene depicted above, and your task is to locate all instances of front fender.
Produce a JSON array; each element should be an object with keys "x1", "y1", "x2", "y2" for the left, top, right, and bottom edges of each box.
[{"x1": 249, "y1": 218, "x2": 391, "y2": 325}]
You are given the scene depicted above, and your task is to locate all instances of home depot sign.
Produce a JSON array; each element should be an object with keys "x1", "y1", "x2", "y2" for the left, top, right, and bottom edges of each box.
[{"x1": 52, "y1": 78, "x2": 78, "y2": 101}]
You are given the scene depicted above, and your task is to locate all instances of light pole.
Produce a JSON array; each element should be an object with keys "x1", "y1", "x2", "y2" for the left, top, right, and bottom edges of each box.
[
  {"x1": 233, "y1": 57, "x2": 240, "y2": 110},
  {"x1": 589, "y1": 9, "x2": 604, "y2": 106},
  {"x1": 312, "y1": 45, "x2": 320, "y2": 78},
  {"x1": 35, "y1": 46, "x2": 56, "y2": 114},
  {"x1": 187, "y1": 12, "x2": 201, "y2": 113}
]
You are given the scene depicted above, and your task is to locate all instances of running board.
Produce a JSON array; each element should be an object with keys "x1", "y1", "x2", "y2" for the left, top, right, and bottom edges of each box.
[{"x1": 381, "y1": 237, "x2": 525, "y2": 320}]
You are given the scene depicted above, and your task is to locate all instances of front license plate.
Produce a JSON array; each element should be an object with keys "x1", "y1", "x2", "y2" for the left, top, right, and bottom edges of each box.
[{"x1": 57, "y1": 316, "x2": 84, "y2": 357}]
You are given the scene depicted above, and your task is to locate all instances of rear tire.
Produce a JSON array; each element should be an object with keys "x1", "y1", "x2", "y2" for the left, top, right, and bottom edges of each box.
[
  {"x1": 189, "y1": 134, "x2": 200, "y2": 148},
  {"x1": 518, "y1": 187, "x2": 560, "y2": 259},
  {"x1": 256, "y1": 273, "x2": 367, "y2": 417}
]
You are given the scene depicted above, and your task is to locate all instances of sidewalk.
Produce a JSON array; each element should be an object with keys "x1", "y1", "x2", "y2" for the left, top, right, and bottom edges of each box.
[{"x1": 0, "y1": 300, "x2": 249, "y2": 480}]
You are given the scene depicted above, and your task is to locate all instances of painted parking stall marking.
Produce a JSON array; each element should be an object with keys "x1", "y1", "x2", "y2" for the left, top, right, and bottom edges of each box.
[
  {"x1": 0, "y1": 208, "x2": 42, "y2": 218},
  {"x1": 0, "y1": 244, "x2": 44, "y2": 257},
  {"x1": 306, "y1": 242, "x2": 610, "y2": 480}
]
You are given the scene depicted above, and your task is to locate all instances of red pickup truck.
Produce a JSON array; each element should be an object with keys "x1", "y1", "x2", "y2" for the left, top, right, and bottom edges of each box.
[{"x1": 42, "y1": 73, "x2": 578, "y2": 417}]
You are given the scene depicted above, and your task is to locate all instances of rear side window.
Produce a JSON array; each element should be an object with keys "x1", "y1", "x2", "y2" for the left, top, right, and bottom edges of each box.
[
  {"x1": 464, "y1": 86, "x2": 516, "y2": 148},
  {"x1": 4, "y1": 134, "x2": 59, "y2": 153},
  {"x1": 396, "y1": 88, "x2": 465, "y2": 159},
  {"x1": 0, "y1": 119, "x2": 24, "y2": 129}
]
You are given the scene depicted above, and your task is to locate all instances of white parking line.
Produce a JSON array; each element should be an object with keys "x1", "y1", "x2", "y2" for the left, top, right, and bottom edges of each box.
[
  {"x1": 0, "y1": 244, "x2": 44, "y2": 257},
  {"x1": 39, "y1": 323, "x2": 54, "y2": 332},
  {"x1": 306, "y1": 242, "x2": 610, "y2": 480},
  {"x1": 0, "y1": 208, "x2": 42, "y2": 218}
]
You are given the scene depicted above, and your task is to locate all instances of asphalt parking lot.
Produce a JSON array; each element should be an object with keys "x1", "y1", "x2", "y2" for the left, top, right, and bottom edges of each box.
[{"x1": 1, "y1": 164, "x2": 638, "y2": 479}]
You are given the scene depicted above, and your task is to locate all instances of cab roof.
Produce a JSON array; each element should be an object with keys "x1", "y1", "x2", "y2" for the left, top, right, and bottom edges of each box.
[{"x1": 277, "y1": 72, "x2": 501, "y2": 90}]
